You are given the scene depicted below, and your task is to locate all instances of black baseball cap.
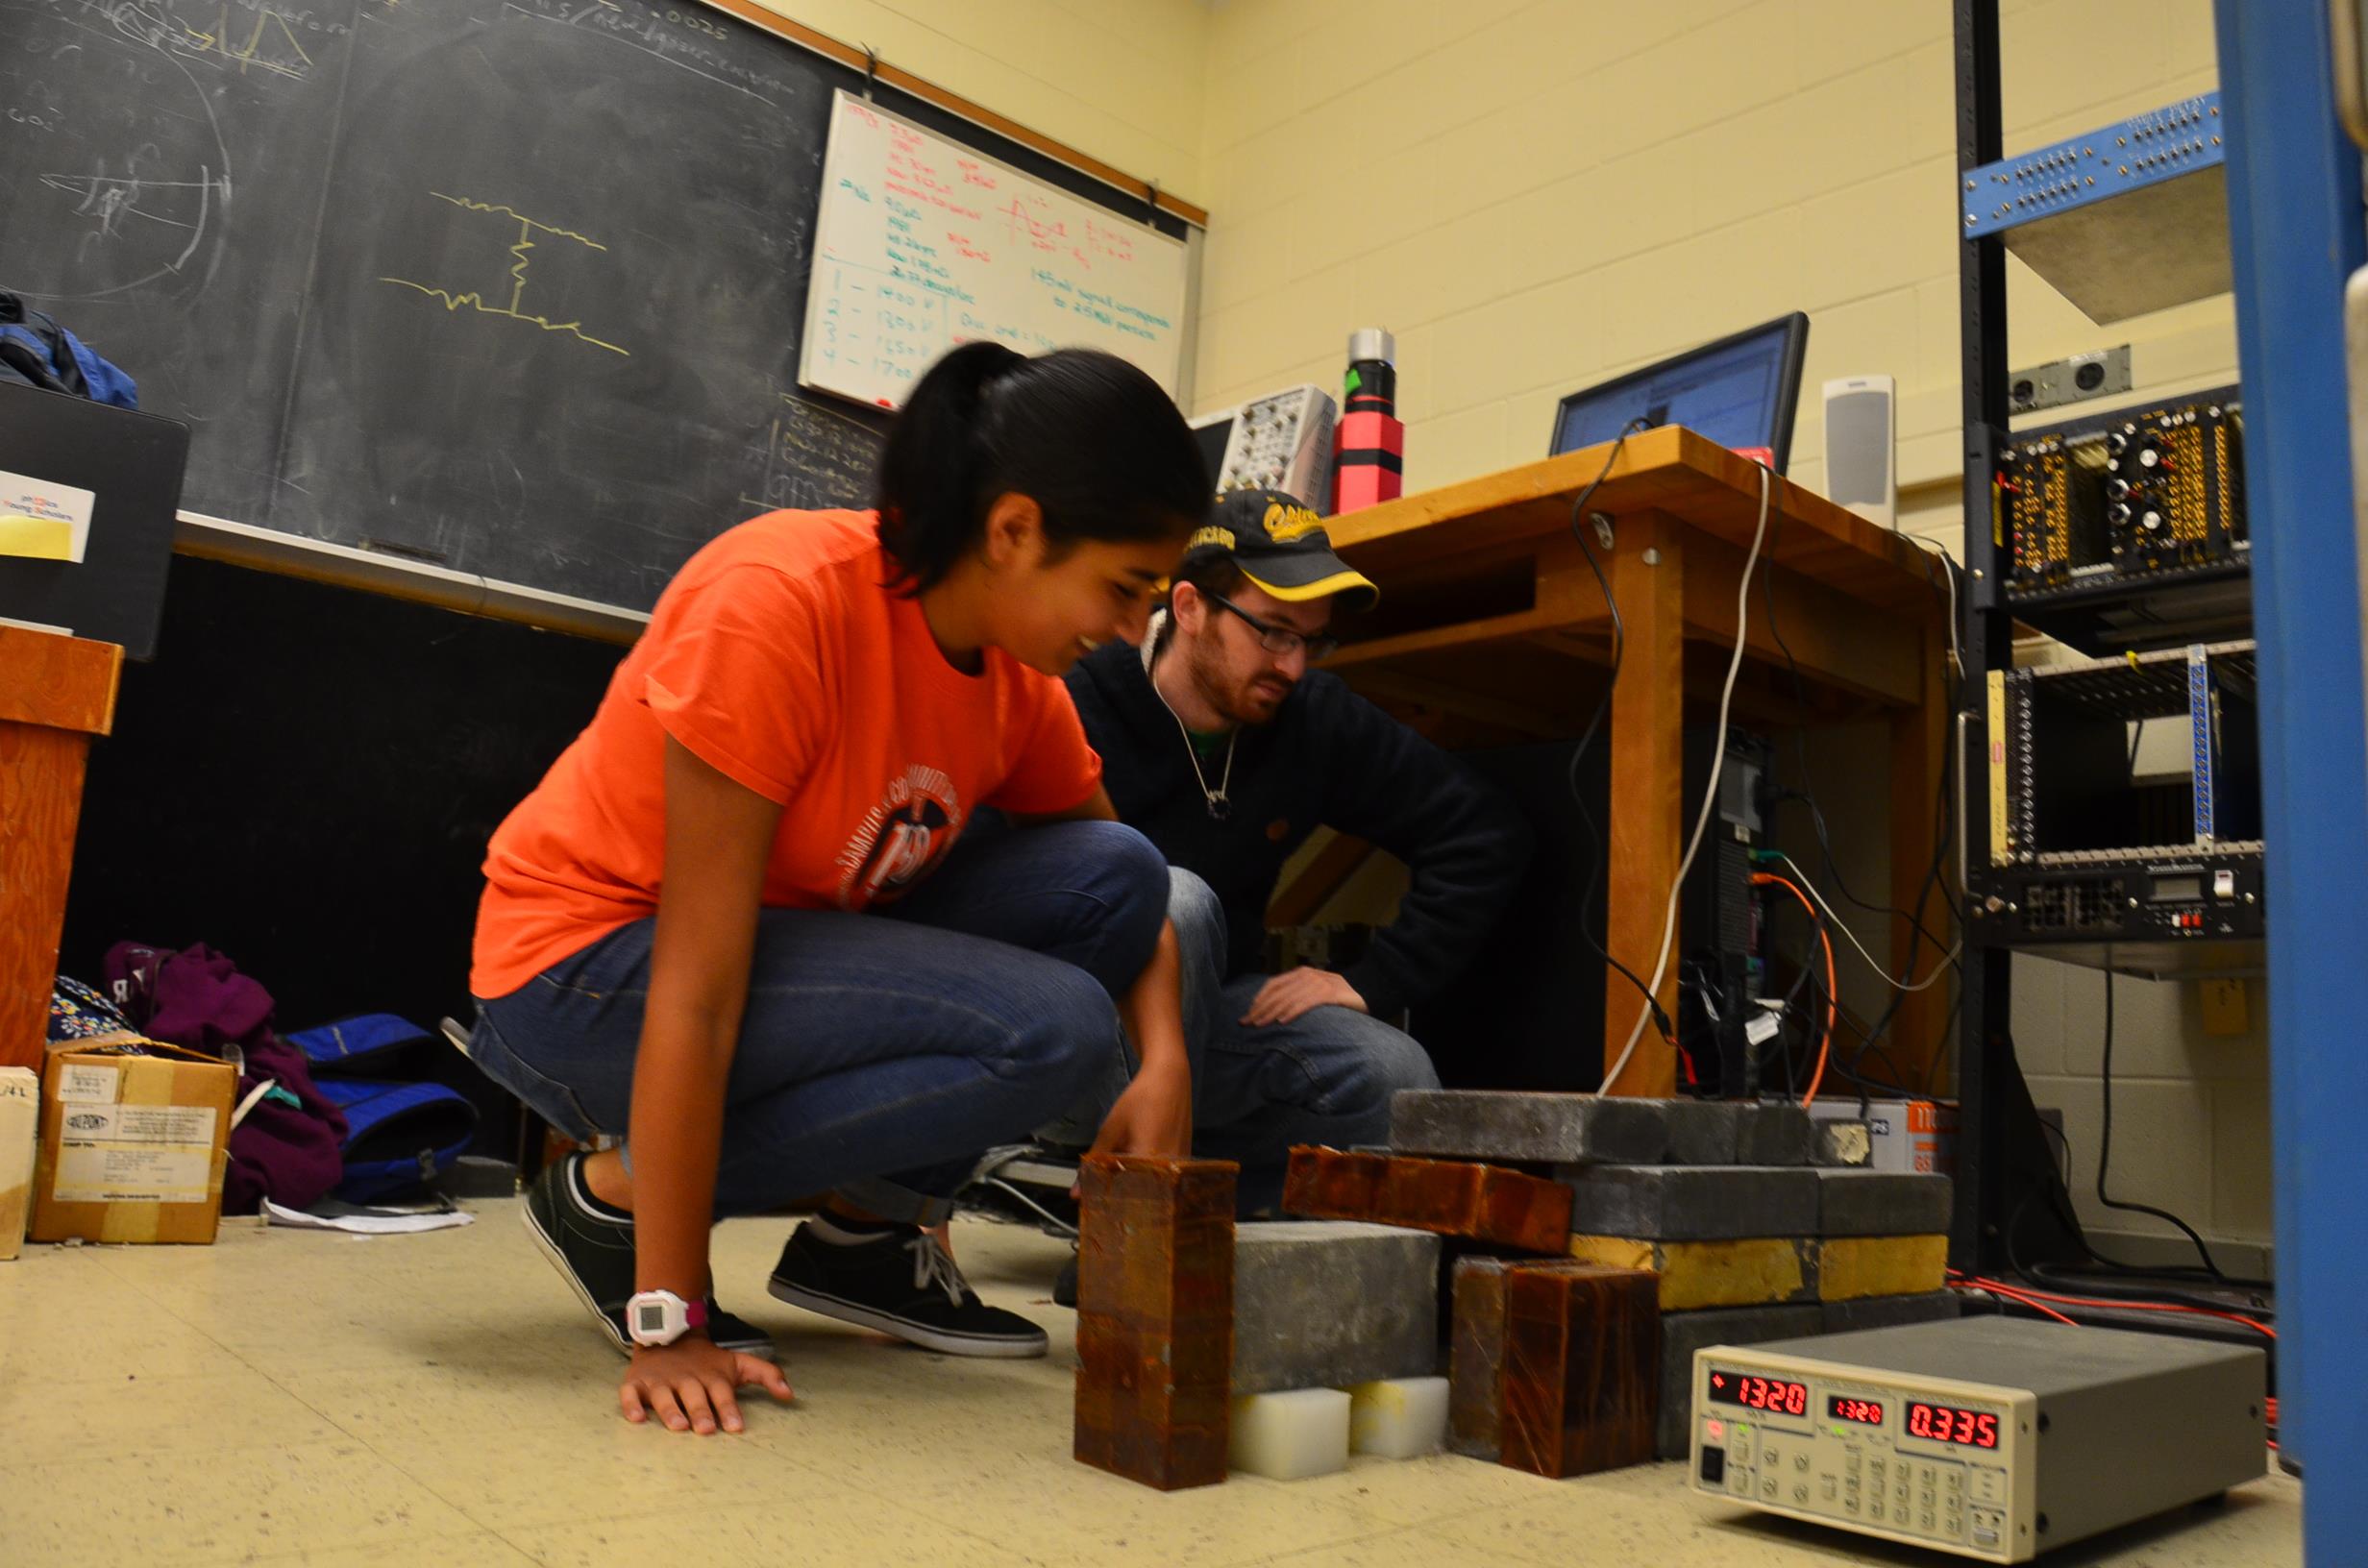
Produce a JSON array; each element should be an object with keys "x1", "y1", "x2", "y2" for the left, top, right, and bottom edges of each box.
[{"x1": 1182, "y1": 489, "x2": 1379, "y2": 612}]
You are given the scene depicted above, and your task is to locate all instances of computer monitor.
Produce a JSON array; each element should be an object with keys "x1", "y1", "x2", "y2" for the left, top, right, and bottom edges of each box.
[{"x1": 1549, "y1": 311, "x2": 1811, "y2": 475}]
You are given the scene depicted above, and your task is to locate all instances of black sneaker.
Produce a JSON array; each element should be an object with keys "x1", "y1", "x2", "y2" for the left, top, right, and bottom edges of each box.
[
  {"x1": 522, "y1": 1153, "x2": 776, "y2": 1359},
  {"x1": 767, "y1": 1218, "x2": 1049, "y2": 1359}
]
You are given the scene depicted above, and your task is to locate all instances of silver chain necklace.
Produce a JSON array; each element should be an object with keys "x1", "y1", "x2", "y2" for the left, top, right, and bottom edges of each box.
[{"x1": 1150, "y1": 659, "x2": 1237, "y2": 821}]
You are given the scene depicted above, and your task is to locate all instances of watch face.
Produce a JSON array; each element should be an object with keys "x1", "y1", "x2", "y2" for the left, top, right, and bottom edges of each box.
[{"x1": 635, "y1": 1303, "x2": 668, "y2": 1335}]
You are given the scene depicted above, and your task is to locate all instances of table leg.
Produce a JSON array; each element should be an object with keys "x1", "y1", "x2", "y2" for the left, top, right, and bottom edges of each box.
[
  {"x1": 1885, "y1": 617, "x2": 1954, "y2": 1090},
  {"x1": 1603, "y1": 514, "x2": 1684, "y2": 1095}
]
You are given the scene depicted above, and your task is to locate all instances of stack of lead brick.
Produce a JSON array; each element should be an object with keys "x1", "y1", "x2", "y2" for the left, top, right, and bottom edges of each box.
[
  {"x1": 1389, "y1": 1090, "x2": 1961, "y2": 1464},
  {"x1": 1281, "y1": 1106, "x2": 1665, "y2": 1478}
]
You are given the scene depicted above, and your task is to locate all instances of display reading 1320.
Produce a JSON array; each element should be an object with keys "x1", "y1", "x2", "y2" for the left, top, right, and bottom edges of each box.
[
  {"x1": 1707, "y1": 1370, "x2": 1810, "y2": 1416},
  {"x1": 1907, "y1": 1400, "x2": 2002, "y2": 1449}
]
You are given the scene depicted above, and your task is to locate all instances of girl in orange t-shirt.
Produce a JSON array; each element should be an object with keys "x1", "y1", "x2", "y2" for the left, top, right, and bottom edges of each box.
[{"x1": 465, "y1": 344, "x2": 1209, "y2": 1434}]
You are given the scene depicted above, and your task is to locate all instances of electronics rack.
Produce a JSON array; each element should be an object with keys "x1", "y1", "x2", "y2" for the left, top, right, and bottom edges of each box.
[
  {"x1": 1950, "y1": 9, "x2": 2262, "y2": 1277},
  {"x1": 1996, "y1": 385, "x2": 2248, "y2": 652},
  {"x1": 1968, "y1": 641, "x2": 2263, "y2": 977}
]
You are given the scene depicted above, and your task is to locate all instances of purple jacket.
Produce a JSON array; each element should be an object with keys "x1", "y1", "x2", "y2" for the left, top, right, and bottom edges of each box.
[{"x1": 103, "y1": 943, "x2": 349, "y2": 1214}]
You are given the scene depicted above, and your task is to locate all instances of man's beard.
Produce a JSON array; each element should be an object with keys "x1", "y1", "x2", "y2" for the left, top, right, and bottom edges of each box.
[{"x1": 1189, "y1": 639, "x2": 1290, "y2": 727}]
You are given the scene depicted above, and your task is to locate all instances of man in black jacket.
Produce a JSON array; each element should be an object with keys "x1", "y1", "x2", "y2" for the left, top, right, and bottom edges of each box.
[{"x1": 1062, "y1": 488, "x2": 1530, "y2": 1213}]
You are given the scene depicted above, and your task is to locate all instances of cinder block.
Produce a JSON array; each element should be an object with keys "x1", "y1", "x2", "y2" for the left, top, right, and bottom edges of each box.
[
  {"x1": 1813, "y1": 1118, "x2": 1874, "y2": 1167},
  {"x1": 1567, "y1": 1234, "x2": 1813, "y2": 1311},
  {"x1": 1073, "y1": 1155, "x2": 1239, "y2": 1491},
  {"x1": 1554, "y1": 1165, "x2": 1820, "y2": 1241},
  {"x1": 1735, "y1": 1103, "x2": 1814, "y2": 1165},
  {"x1": 1814, "y1": 1169, "x2": 1953, "y2": 1237},
  {"x1": 1661, "y1": 1100, "x2": 1744, "y2": 1164},
  {"x1": 1285, "y1": 1147, "x2": 1573, "y2": 1254},
  {"x1": 1821, "y1": 1290, "x2": 1963, "y2": 1334},
  {"x1": 1498, "y1": 1264, "x2": 1659, "y2": 1478},
  {"x1": 1814, "y1": 1235, "x2": 1949, "y2": 1302},
  {"x1": 1389, "y1": 1090, "x2": 1667, "y2": 1164},
  {"x1": 1655, "y1": 1303, "x2": 1824, "y2": 1458},
  {"x1": 1233, "y1": 1221, "x2": 1440, "y2": 1395}
]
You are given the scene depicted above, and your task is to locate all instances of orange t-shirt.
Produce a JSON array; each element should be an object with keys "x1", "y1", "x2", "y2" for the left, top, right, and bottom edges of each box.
[{"x1": 469, "y1": 509, "x2": 1102, "y2": 999}]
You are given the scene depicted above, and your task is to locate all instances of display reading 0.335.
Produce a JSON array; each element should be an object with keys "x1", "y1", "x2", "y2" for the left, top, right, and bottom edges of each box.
[
  {"x1": 1707, "y1": 1371, "x2": 1810, "y2": 1416},
  {"x1": 1907, "y1": 1400, "x2": 2001, "y2": 1449}
]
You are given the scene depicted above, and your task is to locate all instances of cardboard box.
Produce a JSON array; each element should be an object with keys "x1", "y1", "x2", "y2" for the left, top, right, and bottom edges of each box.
[
  {"x1": 0, "y1": 1066, "x2": 36, "y2": 1261},
  {"x1": 1808, "y1": 1098, "x2": 1957, "y2": 1176},
  {"x1": 33, "y1": 1037, "x2": 235, "y2": 1245}
]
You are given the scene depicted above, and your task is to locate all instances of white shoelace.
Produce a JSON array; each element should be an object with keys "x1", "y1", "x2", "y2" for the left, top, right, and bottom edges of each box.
[{"x1": 904, "y1": 1233, "x2": 971, "y2": 1308}]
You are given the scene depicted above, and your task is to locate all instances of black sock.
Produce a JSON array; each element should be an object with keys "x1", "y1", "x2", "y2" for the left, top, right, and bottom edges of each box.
[{"x1": 567, "y1": 1154, "x2": 633, "y2": 1224}]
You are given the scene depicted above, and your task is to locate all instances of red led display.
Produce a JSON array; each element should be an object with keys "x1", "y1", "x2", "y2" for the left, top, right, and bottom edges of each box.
[
  {"x1": 1828, "y1": 1395, "x2": 1886, "y2": 1427},
  {"x1": 1907, "y1": 1401, "x2": 2000, "y2": 1449},
  {"x1": 1706, "y1": 1371, "x2": 1810, "y2": 1416}
]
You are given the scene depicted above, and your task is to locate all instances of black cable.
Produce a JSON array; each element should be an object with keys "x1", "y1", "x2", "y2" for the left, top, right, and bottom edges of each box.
[
  {"x1": 2093, "y1": 970, "x2": 2231, "y2": 1281},
  {"x1": 1563, "y1": 417, "x2": 1675, "y2": 1042}
]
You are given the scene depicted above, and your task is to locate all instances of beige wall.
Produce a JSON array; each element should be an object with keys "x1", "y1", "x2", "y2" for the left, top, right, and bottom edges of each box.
[
  {"x1": 746, "y1": 0, "x2": 1209, "y2": 198},
  {"x1": 775, "y1": 0, "x2": 2268, "y2": 1257}
]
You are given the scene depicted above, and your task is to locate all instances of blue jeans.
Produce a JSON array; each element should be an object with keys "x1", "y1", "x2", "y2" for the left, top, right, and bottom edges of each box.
[
  {"x1": 467, "y1": 820, "x2": 1169, "y2": 1226},
  {"x1": 1052, "y1": 868, "x2": 1442, "y2": 1213}
]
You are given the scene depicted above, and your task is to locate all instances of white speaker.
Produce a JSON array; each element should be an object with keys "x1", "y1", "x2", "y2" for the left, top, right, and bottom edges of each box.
[{"x1": 1822, "y1": 375, "x2": 1897, "y2": 528}]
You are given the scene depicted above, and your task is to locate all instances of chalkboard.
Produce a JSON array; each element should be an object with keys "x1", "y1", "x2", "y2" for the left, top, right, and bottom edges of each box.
[
  {"x1": 802, "y1": 91, "x2": 1187, "y2": 408},
  {"x1": 0, "y1": 0, "x2": 1191, "y2": 613}
]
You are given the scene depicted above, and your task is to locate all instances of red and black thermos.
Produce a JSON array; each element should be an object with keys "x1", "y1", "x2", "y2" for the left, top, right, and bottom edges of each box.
[{"x1": 1334, "y1": 327, "x2": 1403, "y2": 511}]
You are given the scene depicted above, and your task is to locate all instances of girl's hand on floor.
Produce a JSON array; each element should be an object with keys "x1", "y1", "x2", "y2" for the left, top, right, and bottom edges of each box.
[{"x1": 621, "y1": 1338, "x2": 794, "y2": 1434}]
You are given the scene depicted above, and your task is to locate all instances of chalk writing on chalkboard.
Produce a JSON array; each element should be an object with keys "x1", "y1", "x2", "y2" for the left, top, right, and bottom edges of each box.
[
  {"x1": 377, "y1": 190, "x2": 631, "y2": 357},
  {"x1": 739, "y1": 392, "x2": 885, "y2": 516}
]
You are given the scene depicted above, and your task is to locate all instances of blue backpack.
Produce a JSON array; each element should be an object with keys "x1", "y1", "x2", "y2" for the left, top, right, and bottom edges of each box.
[
  {"x1": 0, "y1": 291, "x2": 137, "y2": 407},
  {"x1": 286, "y1": 1014, "x2": 481, "y2": 1203}
]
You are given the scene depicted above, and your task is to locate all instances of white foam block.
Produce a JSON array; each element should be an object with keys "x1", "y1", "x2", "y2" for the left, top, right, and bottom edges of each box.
[
  {"x1": 1344, "y1": 1376, "x2": 1449, "y2": 1459},
  {"x1": 1229, "y1": 1388, "x2": 1351, "y2": 1481}
]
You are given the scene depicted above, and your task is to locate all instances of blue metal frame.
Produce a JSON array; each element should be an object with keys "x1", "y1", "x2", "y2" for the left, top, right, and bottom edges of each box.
[{"x1": 2214, "y1": 1, "x2": 2368, "y2": 1552}]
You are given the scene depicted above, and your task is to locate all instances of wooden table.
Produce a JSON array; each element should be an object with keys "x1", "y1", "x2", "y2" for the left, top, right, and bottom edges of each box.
[
  {"x1": 1315, "y1": 427, "x2": 1954, "y2": 1096},
  {"x1": 0, "y1": 628, "x2": 122, "y2": 1073}
]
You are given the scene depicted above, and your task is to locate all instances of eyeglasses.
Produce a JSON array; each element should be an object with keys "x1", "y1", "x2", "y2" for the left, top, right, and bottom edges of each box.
[{"x1": 1202, "y1": 591, "x2": 1340, "y2": 662}]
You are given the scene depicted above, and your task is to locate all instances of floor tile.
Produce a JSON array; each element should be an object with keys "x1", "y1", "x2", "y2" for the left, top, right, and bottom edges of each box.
[{"x1": 0, "y1": 1441, "x2": 478, "y2": 1567}]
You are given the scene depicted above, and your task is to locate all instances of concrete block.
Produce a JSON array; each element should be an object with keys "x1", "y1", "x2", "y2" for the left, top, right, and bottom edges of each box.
[
  {"x1": 1661, "y1": 1100, "x2": 1743, "y2": 1164},
  {"x1": 1389, "y1": 1090, "x2": 1667, "y2": 1165},
  {"x1": 1820, "y1": 1290, "x2": 1963, "y2": 1335},
  {"x1": 1232, "y1": 1221, "x2": 1441, "y2": 1395},
  {"x1": 1815, "y1": 1169, "x2": 1954, "y2": 1237},
  {"x1": 1813, "y1": 1119, "x2": 1874, "y2": 1167},
  {"x1": 1554, "y1": 1164, "x2": 1820, "y2": 1241},
  {"x1": 1735, "y1": 1103, "x2": 1814, "y2": 1165},
  {"x1": 1654, "y1": 1303, "x2": 1824, "y2": 1458}
]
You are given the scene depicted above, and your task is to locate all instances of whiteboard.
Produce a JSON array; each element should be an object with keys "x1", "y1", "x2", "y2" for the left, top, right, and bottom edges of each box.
[{"x1": 800, "y1": 91, "x2": 1190, "y2": 408}]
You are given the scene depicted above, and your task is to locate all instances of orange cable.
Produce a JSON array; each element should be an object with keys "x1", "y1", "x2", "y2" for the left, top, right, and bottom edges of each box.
[{"x1": 1752, "y1": 871, "x2": 1836, "y2": 1107}]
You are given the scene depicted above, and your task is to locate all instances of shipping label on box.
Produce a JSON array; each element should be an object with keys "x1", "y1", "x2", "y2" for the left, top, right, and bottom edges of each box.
[
  {"x1": 34, "y1": 1040, "x2": 234, "y2": 1245},
  {"x1": 0, "y1": 1066, "x2": 37, "y2": 1262}
]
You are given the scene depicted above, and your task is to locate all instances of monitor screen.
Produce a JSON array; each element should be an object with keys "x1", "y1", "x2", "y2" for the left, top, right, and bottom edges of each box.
[
  {"x1": 1550, "y1": 312, "x2": 1810, "y2": 474},
  {"x1": 1191, "y1": 416, "x2": 1233, "y2": 490}
]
